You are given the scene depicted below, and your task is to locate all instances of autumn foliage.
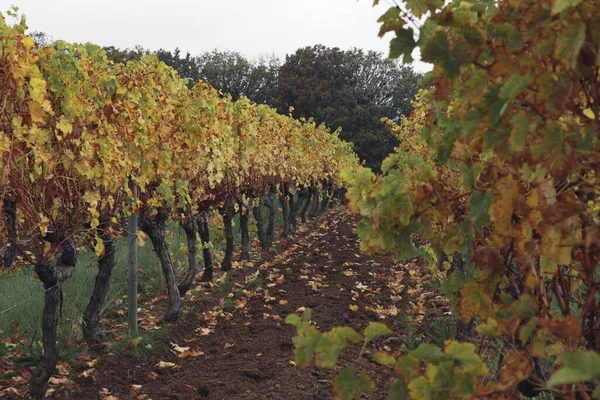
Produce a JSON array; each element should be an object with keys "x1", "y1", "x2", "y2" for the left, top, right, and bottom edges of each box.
[
  {"x1": 0, "y1": 8, "x2": 359, "y2": 399},
  {"x1": 287, "y1": 0, "x2": 600, "y2": 398}
]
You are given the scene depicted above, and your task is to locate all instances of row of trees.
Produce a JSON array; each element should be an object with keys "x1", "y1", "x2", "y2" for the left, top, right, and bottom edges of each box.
[
  {"x1": 31, "y1": 31, "x2": 421, "y2": 170},
  {"x1": 0, "y1": 10, "x2": 359, "y2": 399}
]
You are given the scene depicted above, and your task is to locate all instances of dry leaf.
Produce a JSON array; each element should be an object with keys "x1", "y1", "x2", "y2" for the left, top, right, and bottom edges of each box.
[
  {"x1": 156, "y1": 361, "x2": 176, "y2": 369},
  {"x1": 178, "y1": 349, "x2": 205, "y2": 358}
]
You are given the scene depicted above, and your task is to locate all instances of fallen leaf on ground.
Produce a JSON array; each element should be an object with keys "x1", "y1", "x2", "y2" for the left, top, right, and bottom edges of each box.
[{"x1": 156, "y1": 361, "x2": 176, "y2": 369}]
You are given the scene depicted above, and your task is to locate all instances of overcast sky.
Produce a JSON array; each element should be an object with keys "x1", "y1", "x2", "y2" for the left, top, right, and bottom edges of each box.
[{"x1": 7, "y1": 0, "x2": 431, "y2": 72}]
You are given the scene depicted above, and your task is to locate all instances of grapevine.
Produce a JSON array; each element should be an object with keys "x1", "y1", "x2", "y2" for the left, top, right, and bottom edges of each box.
[{"x1": 0, "y1": 9, "x2": 359, "y2": 398}]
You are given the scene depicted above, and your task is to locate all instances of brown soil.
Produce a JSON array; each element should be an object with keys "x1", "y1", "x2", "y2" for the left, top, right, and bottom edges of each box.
[{"x1": 57, "y1": 208, "x2": 441, "y2": 400}]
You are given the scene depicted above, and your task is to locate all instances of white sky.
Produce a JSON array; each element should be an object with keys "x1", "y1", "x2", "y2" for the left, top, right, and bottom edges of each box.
[{"x1": 6, "y1": 0, "x2": 431, "y2": 72}]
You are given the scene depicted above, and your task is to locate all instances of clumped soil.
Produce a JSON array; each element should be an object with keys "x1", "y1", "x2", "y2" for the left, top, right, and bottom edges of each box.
[{"x1": 57, "y1": 208, "x2": 444, "y2": 399}]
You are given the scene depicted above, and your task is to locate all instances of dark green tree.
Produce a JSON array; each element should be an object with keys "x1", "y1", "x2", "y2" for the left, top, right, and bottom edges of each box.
[
  {"x1": 276, "y1": 45, "x2": 420, "y2": 170},
  {"x1": 156, "y1": 48, "x2": 201, "y2": 88},
  {"x1": 195, "y1": 50, "x2": 279, "y2": 103},
  {"x1": 103, "y1": 45, "x2": 149, "y2": 64},
  {"x1": 29, "y1": 31, "x2": 53, "y2": 48}
]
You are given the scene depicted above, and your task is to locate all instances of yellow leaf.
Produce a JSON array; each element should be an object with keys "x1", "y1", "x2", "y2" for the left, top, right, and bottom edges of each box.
[
  {"x1": 583, "y1": 108, "x2": 595, "y2": 120},
  {"x1": 178, "y1": 349, "x2": 204, "y2": 358},
  {"x1": 489, "y1": 176, "x2": 520, "y2": 246},
  {"x1": 156, "y1": 361, "x2": 176, "y2": 369},
  {"x1": 90, "y1": 218, "x2": 100, "y2": 229},
  {"x1": 170, "y1": 342, "x2": 190, "y2": 353},
  {"x1": 78, "y1": 368, "x2": 95, "y2": 378},
  {"x1": 137, "y1": 231, "x2": 146, "y2": 247},
  {"x1": 30, "y1": 77, "x2": 47, "y2": 103},
  {"x1": 58, "y1": 116, "x2": 73, "y2": 134},
  {"x1": 22, "y1": 36, "x2": 35, "y2": 49},
  {"x1": 94, "y1": 238, "x2": 105, "y2": 257},
  {"x1": 541, "y1": 226, "x2": 572, "y2": 265},
  {"x1": 38, "y1": 214, "x2": 50, "y2": 236}
]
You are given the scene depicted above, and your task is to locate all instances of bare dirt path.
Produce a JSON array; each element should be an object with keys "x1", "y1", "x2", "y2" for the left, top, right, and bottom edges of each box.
[{"x1": 68, "y1": 208, "x2": 436, "y2": 400}]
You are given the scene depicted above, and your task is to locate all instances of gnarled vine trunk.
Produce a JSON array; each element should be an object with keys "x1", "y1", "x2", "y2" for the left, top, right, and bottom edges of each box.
[
  {"x1": 279, "y1": 186, "x2": 289, "y2": 238},
  {"x1": 266, "y1": 187, "x2": 276, "y2": 249},
  {"x1": 220, "y1": 203, "x2": 235, "y2": 271},
  {"x1": 310, "y1": 186, "x2": 320, "y2": 218},
  {"x1": 3, "y1": 195, "x2": 17, "y2": 269},
  {"x1": 82, "y1": 217, "x2": 116, "y2": 355},
  {"x1": 198, "y1": 209, "x2": 213, "y2": 282},
  {"x1": 238, "y1": 199, "x2": 250, "y2": 260},
  {"x1": 30, "y1": 234, "x2": 76, "y2": 400},
  {"x1": 288, "y1": 186, "x2": 298, "y2": 234},
  {"x1": 139, "y1": 207, "x2": 181, "y2": 322},
  {"x1": 177, "y1": 208, "x2": 197, "y2": 295},
  {"x1": 320, "y1": 180, "x2": 332, "y2": 213},
  {"x1": 252, "y1": 197, "x2": 268, "y2": 252},
  {"x1": 300, "y1": 186, "x2": 312, "y2": 223}
]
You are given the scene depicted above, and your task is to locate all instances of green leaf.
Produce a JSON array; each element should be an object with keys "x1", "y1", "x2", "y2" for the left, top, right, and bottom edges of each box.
[
  {"x1": 408, "y1": 376, "x2": 432, "y2": 400},
  {"x1": 378, "y1": 7, "x2": 400, "y2": 22},
  {"x1": 441, "y1": 269, "x2": 469, "y2": 311},
  {"x1": 405, "y1": 0, "x2": 429, "y2": 18},
  {"x1": 444, "y1": 341, "x2": 486, "y2": 374},
  {"x1": 363, "y1": 322, "x2": 392, "y2": 343},
  {"x1": 315, "y1": 333, "x2": 345, "y2": 368},
  {"x1": 291, "y1": 325, "x2": 322, "y2": 367},
  {"x1": 421, "y1": 31, "x2": 469, "y2": 78},
  {"x1": 552, "y1": 0, "x2": 583, "y2": 14},
  {"x1": 333, "y1": 326, "x2": 363, "y2": 343},
  {"x1": 509, "y1": 110, "x2": 530, "y2": 152},
  {"x1": 395, "y1": 354, "x2": 421, "y2": 381},
  {"x1": 475, "y1": 318, "x2": 501, "y2": 337},
  {"x1": 469, "y1": 190, "x2": 492, "y2": 227},
  {"x1": 388, "y1": 380, "x2": 408, "y2": 400},
  {"x1": 314, "y1": 327, "x2": 362, "y2": 368},
  {"x1": 548, "y1": 351, "x2": 600, "y2": 386},
  {"x1": 519, "y1": 318, "x2": 538, "y2": 346},
  {"x1": 554, "y1": 23, "x2": 586, "y2": 68},
  {"x1": 285, "y1": 313, "x2": 302, "y2": 328},
  {"x1": 411, "y1": 343, "x2": 443, "y2": 363},
  {"x1": 395, "y1": 221, "x2": 424, "y2": 260},
  {"x1": 374, "y1": 351, "x2": 396, "y2": 366},
  {"x1": 334, "y1": 366, "x2": 375, "y2": 400},
  {"x1": 499, "y1": 74, "x2": 533, "y2": 101},
  {"x1": 512, "y1": 293, "x2": 537, "y2": 320},
  {"x1": 389, "y1": 28, "x2": 416, "y2": 64}
]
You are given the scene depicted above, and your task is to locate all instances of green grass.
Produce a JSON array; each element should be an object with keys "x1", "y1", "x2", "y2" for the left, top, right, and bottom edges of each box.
[
  {"x1": 0, "y1": 197, "x2": 300, "y2": 346},
  {"x1": 0, "y1": 228, "x2": 176, "y2": 344}
]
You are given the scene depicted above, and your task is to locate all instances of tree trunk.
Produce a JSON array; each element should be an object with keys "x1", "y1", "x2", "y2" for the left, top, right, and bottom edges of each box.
[
  {"x1": 177, "y1": 208, "x2": 197, "y2": 295},
  {"x1": 448, "y1": 252, "x2": 476, "y2": 339},
  {"x1": 252, "y1": 197, "x2": 268, "y2": 252},
  {"x1": 310, "y1": 186, "x2": 320, "y2": 217},
  {"x1": 279, "y1": 185, "x2": 289, "y2": 238},
  {"x1": 300, "y1": 187, "x2": 312, "y2": 223},
  {"x1": 288, "y1": 186, "x2": 298, "y2": 234},
  {"x1": 220, "y1": 203, "x2": 235, "y2": 271},
  {"x1": 3, "y1": 196, "x2": 17, "y2": 269},
  {"x1": 82, "y1": 220, "x2": 116, "y2": 355},
  {"x1": 198, "y1": 210, "x2": 213, "y2": 282},
  {"x1": 238, "y1": 200, "x2": 250, "y2": 260},
  {"x1": 320, "y1": 181, "x2": 331, "y2": 213},
  {"x1": 139, "y1": 208, "x2": 181, "y2": 322},
  {"x1": 30, "y1": 234, "x2": 76, "y2": 400},
  {"x1": 335, "y1": 187, "x2": 347, "y2": 204},
  {"x1": 266, "y1": 189, "x2": 276, "y2": 249}
]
